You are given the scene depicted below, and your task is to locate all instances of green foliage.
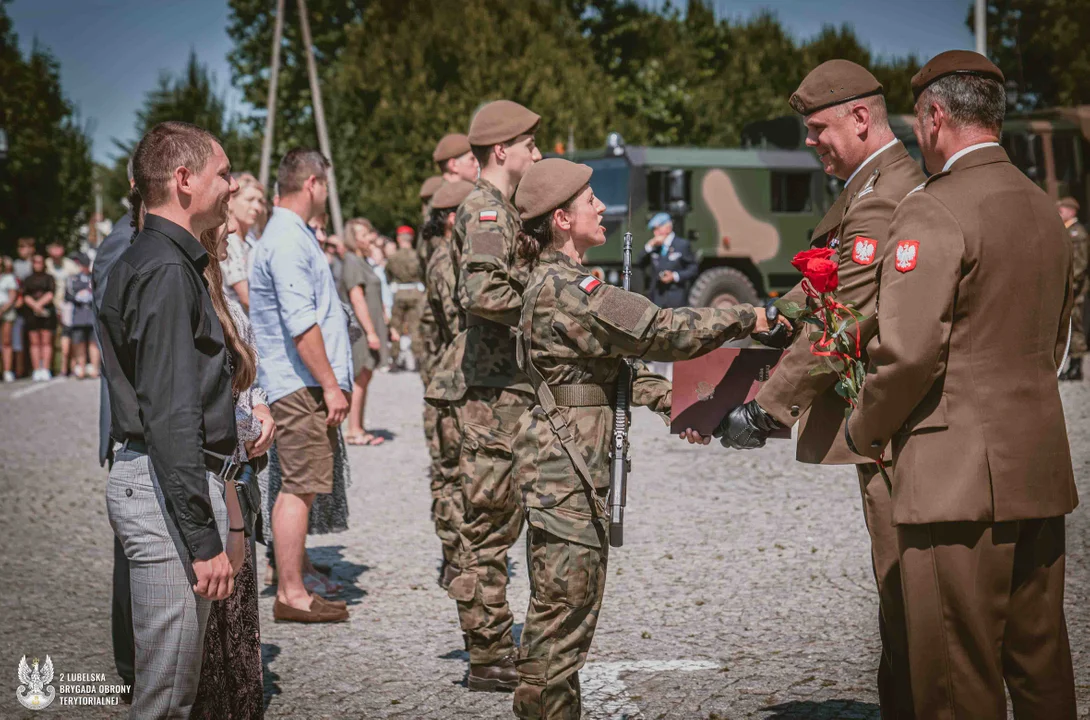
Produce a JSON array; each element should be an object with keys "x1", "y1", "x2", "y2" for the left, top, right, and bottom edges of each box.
[
  {"x1": 973, "y1": 0, "x2": 1090, "y2": 109},
  {"x1": 0, "y1": 0, "x2": 93, "y2": 253},
  {"x1": 99, "y1": 51, "x2": 260, "y2": 222}
]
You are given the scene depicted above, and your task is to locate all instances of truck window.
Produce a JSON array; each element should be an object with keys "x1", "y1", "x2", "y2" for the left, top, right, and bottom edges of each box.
[
  {"x1": 584, "y1": 157, "x2": 630, "y2": 215},
  {"x1": 647, "y1": 169, "x2": 692, "y2": 214},
  {"x1": 771, "y1": 171, "x2": 813, "y2": 212}
]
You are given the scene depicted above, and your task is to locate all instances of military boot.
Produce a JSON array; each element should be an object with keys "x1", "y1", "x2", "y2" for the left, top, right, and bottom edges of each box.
[
  {"x1": 468, "y1": 653, "x2": 518, "y2": 692},
  {"x1": 1060, "y1": 357, "x2": 1083, "y2": 381}
]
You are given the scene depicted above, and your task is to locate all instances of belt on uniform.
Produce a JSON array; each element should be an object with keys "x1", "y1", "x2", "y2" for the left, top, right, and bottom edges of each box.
[
  {"x1": 550, "y1": 383, "x2": 615, "y2": 407},
  {"x1": 120, "y1": 438, "x2": 243, "y2": 482},
  {"x1": 390, "y1": 282, "x2": 425, "y2": 293}
]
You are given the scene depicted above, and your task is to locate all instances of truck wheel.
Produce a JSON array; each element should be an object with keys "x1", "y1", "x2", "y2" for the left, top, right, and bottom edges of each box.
[{"x1": 688, "y1": 267, "x2": 760, "y2": 309}]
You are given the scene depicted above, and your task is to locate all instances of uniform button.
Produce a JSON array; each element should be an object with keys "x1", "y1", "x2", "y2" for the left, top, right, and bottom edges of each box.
[
  {"x1": 790, "y1": 405, "x2": 800, "y2": 418},
  {"x1": 125, "y1": 488, "x2": 133, "y2": 497}
]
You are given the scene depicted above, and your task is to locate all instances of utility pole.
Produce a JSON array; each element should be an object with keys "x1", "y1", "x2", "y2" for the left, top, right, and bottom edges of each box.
[
  {"x1": 259, "y1": 0, "x2": 285, "y2": 191},
  {"x1": 297, "y1": 0, "x2": 344, "y2": 238},
  {"x1": 975, "y1": 0, "x2": 986, "y2": 56}
]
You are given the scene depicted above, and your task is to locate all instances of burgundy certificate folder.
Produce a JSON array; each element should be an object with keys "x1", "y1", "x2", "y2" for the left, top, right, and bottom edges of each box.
[{"x1": 670, "y1": 347, "x2": 791, "y2": 438}]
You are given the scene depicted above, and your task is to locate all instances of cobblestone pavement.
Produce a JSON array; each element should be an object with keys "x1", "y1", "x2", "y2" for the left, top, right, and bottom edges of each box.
[{"x1": 2, "y1": 372, "x2": 1088, "y2": 719}]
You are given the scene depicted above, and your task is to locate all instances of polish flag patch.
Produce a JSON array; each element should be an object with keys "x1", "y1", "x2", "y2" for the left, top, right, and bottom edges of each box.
[
  {"x1": 578, "y1": 276, "x2": 602, "y2": 294},
  {"x1": 851, "y1": 236, "x2": 877, "y2": 265},
  {"x1": 895, "y1": 240, "x2": 919, "y2": 273},
  {"x1": 479, "y1": 210, "x2": 498, "y2": 222}
]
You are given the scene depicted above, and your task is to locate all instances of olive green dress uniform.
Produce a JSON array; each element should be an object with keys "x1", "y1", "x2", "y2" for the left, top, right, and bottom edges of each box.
[
  {"x1": 753, "y1": 60, "x2": 926, "y2": 719},
  {"x1": 512, "y1": 248, "x2": 758, "y2": 719},
  {"x1": 847, "y1": 51, "x2": 1078, "y2": 719},
  {"x1": 1063, "y1": 213, "x2": 1087, "y2": 359},
  {"x1": 386, "y1": 246, "x2": 426, "y2": 368}
]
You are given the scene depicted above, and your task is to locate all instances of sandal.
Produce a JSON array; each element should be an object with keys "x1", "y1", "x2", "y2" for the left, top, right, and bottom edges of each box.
[{"x1": 346, "y1": 432, "x2": 384, "y2": 446}]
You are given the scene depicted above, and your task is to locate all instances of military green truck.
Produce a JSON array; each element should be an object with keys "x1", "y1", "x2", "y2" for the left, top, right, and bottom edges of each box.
[{"x1": 562, "y1": 137, "x2": 835, "y2": 308}]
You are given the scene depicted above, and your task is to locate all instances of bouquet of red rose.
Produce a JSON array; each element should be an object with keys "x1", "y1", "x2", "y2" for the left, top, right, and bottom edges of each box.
[{"x1": 774, "y1": 247, "x2": 868, "y2": 409}]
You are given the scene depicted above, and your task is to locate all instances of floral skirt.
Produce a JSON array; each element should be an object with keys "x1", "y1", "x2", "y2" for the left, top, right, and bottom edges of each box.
[{"x1": 259, "y1": 428, "x2": 352, "y2": 544}]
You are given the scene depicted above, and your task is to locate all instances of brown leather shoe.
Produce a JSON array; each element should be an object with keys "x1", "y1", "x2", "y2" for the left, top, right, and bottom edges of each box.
[
  {"x1": 273, "y1": 594, "x2": 349, "y2": 623},
  {"x1": 468, "y1": 653, "x2": 518, "y2": 692}
]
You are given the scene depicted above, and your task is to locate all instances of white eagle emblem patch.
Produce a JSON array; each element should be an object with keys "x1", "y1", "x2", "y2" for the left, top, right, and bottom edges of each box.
[
  {"x1": 895, "y1": 240, "x2": 919, "y2": 272},
  {"x1": 852, "y1": 237, "x2": 876, "y2": 265}
]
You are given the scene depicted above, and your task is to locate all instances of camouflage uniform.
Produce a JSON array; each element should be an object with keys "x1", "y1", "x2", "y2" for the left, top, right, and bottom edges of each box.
[
  {"x1": 425, "y1": 177, "x2": 532, "y2": 666},
  {"x1": 425, "y1": 236, "x2": 467, "y2": 575},
  {"x1": 1066, "y1": 218, "x2": 1088, "y2": 358},
  {"x1": 512, "y1": 249, "x2": 757, "y2": 719},
  {"x1": 386, "y1": 246, "x2": 426, "y2": 367}
]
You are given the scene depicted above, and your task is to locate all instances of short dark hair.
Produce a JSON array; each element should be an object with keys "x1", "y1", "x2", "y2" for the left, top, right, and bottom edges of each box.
[
  {"x1": 470, "y1": 144, "x2": 493, "y2": 170},
  {"x1": 132, "y1": 121, "x2": 220, "y2": 207},
  {"x1": 919, "y1": 75, "x2": 1006, "y2": 133},
  {"x1": 277, "y1": 148, "x2": 330, "y2": 195}
]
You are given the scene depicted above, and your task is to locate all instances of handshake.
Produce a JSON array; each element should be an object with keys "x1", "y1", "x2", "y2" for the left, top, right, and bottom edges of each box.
[{"x1": 679, "y1": 303, "x2": 792, "y2": 450}]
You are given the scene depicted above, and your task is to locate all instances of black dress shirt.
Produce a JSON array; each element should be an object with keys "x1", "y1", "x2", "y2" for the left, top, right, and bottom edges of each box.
[
  {"x1": 92, "y1": 211, "x2": 132, "y2": 467},
  {"x1": 98, "y1": 214, "x2": 237, "y2": 561}
]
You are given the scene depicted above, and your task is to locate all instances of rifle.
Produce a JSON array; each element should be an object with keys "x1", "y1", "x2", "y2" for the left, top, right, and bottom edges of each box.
[{"x1": 608, "y1": 232, "x2": 634, "y2": 547}]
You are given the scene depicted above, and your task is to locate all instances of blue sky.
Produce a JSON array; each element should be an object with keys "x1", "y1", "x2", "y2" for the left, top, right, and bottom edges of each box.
[{"x1": 9, "y1": 0, "x2": 975, "y2": 164}]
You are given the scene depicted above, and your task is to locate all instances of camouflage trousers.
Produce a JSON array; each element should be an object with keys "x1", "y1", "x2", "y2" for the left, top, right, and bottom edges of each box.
[
  {"x1": 1070, "y1": 293, "x2": 1086, "y2": 359},
  {"x1": 390, "y1": 290, "x2": 425, "y2": 366},
  {"x1": 446, "y1": 387, "x2": 530, "y2": 664},
  {"x1": 426, "y1": 402, "x2": 464, "y2": 568},
  {"x1": 513, "y1": 508, "x2": 609, "y2": 720}
]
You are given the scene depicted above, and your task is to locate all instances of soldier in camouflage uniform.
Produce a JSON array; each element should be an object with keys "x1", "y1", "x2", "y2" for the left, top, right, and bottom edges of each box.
[
  {"x1": 509, "y1": 158, "x2": 776, "y2": 718},
  {"x1": 1058, "y1": 197, "x2": 1087, "y2": 380},
  {"x1": 424, "y1": 100, "x2": 543, "y2": 690},
  {"x1": 386, "y1": 226, "x2": 426, "y2": 370},
  {"x1": 421, "y1": 180, "x2": 475, "y2": 589}
]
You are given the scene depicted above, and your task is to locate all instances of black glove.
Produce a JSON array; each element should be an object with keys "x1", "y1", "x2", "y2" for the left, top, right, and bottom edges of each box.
[
  {"x1": 713, "y1": 399, "x2": 785, "y2": 450},
  {"x1": 752, "y1": 302, "x2": 792, "y2": 349}
]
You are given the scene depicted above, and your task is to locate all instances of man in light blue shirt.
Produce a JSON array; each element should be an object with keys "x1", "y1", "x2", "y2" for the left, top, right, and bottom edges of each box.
[{"x1": 248, "y1": 148, "x2": 352, "y2": 623}]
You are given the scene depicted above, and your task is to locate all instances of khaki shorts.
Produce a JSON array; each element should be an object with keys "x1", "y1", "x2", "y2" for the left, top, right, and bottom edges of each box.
[{"x1": 270, "y1": 387, "x2": 337, "y2": 495}]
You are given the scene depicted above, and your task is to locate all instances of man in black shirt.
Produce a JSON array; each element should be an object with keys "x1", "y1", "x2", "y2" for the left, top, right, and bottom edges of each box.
[{"x1": 99, "y1": 121, "x2": 239, "y2": 718}]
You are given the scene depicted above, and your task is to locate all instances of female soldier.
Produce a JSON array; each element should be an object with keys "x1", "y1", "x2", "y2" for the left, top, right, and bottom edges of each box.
[
  {"x1": 421, "y1": 179, "x2": 475, "y2": 589},
  {"x1": 510, "y1": 157, "x2": 780, "y2": 719}
]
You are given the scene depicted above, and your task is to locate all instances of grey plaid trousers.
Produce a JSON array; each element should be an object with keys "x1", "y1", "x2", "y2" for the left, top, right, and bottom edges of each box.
[{"x1": 106, "y1": 446, "x2": 227, "y2": 719}]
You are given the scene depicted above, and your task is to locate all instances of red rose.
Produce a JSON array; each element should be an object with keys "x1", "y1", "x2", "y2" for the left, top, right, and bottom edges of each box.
[
  {"x1": 804, "y1": 257, "x2": 839, "y2": 293},
  {"x1": 790, "y1": 247, "x2": 835, "y2": 273}
]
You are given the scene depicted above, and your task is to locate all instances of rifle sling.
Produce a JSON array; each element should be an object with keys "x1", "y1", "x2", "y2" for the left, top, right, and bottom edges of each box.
[{"x1": 519, "y1": 281, "x2": 608, "y2": 520}]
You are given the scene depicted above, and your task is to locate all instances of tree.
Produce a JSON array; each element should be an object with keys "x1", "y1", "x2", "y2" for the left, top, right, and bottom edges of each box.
[
  {"x1": 100, "y1": 51, "x2": 260, "y2": 222},
  {"x1": 972, "y1": 0, "x2": 1090, "y2": 110},
  {"x1": 0, "y1": 0, "x2": 93, "y2": 253}
]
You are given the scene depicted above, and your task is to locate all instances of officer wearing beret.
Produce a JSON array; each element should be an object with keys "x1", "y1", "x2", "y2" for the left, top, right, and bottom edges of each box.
[
  {"x1": 846, "y1": 50, "x2": 1078, "y2": 717},
  {"x1": 634, "y1": 211, "x2": 697, "y2": 308},
  {"x1": 1057, "y1": 197, "x2": 1087, "y2": 380},
  {"x1": 424, "y1": 98, "x2": 542, "y2": 690},
  {"x1": 511, "y1": 158, "x2": 774, "y2": 718},
  {"x1": 696, "y1": 59, "x2": 926, "y2": 718}
]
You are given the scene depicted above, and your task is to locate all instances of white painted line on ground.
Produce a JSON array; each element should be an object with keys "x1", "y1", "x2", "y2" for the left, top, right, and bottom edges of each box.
[
  {"x1": 582, "y1": 659, "x2": 720, "y2": 719},
  {"x1": 10, "y1": 378, "x2": 65, "y2": 399}
]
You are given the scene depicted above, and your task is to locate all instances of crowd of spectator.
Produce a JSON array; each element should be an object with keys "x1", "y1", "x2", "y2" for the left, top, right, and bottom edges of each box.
[{"x1": 1, "y1": 236, "x2": 101, "y2": 382}]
